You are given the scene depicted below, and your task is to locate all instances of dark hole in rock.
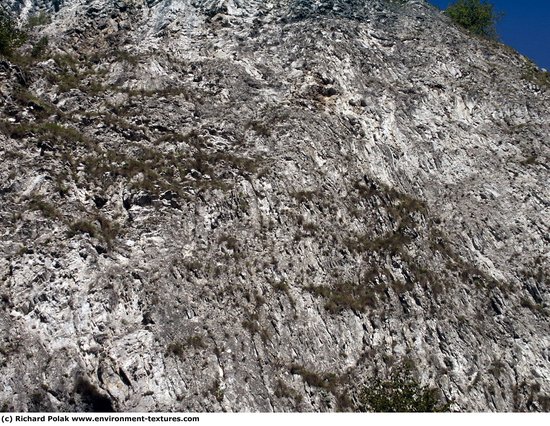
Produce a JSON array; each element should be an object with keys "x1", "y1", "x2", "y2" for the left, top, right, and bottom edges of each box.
[
  {"x1": 132, "y1": 192, "x2": 153, "y2": 207},
  {"x1": 123, "y1": 197, "x2": 131, "y2": 210},
  {"x1": 142, "y1": 311, "x2": 155, "y2": 325},
  {"x1": 118, "y1": 368, "x2": 132, "y2": 387},
  {"x1": 95, "y1": 245, "x2": 107, "y2": 255},
  {"x1": 75, "y1": 377, "x2": 114, "y2": 412},
  {"x1": 93, "y1": 196, "x2": 108, "y2": 209}
]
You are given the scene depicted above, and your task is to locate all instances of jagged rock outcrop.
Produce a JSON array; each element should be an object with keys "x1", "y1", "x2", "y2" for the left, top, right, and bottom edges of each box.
[{"x1": 1, "y1": 0, "x2": 549, "y2": 412}]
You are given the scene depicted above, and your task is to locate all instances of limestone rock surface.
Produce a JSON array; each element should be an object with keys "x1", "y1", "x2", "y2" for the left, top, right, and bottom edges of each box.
[{"x1": 1, "y1": 0, "x2": 549, "y2": 412}]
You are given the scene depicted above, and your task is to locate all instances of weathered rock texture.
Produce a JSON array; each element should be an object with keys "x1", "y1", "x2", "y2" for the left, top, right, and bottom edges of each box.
[{"x1": 1, "y1": 0, "x2": 549, "y2": 412}]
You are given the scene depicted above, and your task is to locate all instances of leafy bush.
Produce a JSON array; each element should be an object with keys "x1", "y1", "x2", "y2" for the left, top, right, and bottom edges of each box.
[
  {"x1": 26, "y1": 12, "x2": 51, "y2": 29},
  {"x1": 445, "y1": 0, "x2": 501, "y2": 39},
  {"x1": 0, "y1": 7, "x2": 25, "y2": 57},
  {"x1": 357, "y1": 368, "x2": 450, "y2": 412},
  {"x1": 31, "y1": 36, "x2": 49, "y2": 58}
]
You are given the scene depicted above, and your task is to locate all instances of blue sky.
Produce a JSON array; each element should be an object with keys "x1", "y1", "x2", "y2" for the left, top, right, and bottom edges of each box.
[{"x1": 429, "y1": 0, "x2": 550, "y2": 69}]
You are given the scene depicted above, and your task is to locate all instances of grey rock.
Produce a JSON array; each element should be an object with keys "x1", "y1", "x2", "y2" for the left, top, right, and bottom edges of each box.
[{"x1": 0, "y1": 0, "x2": 549, "y2": 413}]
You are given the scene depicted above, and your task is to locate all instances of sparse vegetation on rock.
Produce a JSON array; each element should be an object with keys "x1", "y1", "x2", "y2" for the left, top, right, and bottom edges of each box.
[
  {"x1": 0, "y1": 6, "x2": 25, "y2": 56},
  {"x1": 357, "y1": 368, "x2": 450, "y2": 412},
  {"x1": 0, "y1": 0, "x2": 548, "y2": 413}
]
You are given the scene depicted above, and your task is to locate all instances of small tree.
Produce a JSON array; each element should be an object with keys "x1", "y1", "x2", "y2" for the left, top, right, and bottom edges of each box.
[
  {"x1": 0, "y1": 7, "x2": 25, "y2": 57},
  {"x1": 445, "y1": 0, "x2": 501, "y2": 39},
  {"x1": 357, "y1": 368, "x2": 450, "y2": 412}
]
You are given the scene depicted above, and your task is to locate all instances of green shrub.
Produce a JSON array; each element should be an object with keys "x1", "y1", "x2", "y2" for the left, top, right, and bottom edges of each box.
[
  {"x1": 67, "y1": 220, "x2": 97, "y2": 238},
  {"x1": 28, "y1": 197, "x2": 61, "y2": 219},
  {"x1": 357, "y1": 368, "x2": 450, "y2": 412},
  {"x1": 31, "y1": 36, "x2": 49, "y2": 58},
  {"x1": 306, "y1": 281, "x2": 379, "y2": 313},
  {"x1": 26, "y1": 12, "x2": 51, "y2": 29},
  {"x1": 445, "y1": 0, "x2": 501, "y2": 39},
  {"x1": 289, "y1": 364, "x2": 339, "y2": 392},
  {"x1": 0, "y1": 7, "x2": 26, "y2": 57}
]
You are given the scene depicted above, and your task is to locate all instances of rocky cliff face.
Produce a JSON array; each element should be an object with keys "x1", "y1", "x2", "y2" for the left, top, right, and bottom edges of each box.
[{"x1": 1, "y1": 0, "x2": 549, "y2": 412}]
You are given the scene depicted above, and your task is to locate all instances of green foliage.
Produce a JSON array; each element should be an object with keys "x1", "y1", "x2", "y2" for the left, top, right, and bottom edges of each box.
[
  {"x1": 0, "y1": 121, "x2": 89, "y2": 146},
  {"x1": 306, "y1": 281, "x2": 379, "y2": 313},
  {"x1": 358, "y1": 368, "x2": 450, "y2": 412},
  {"x1": 28, "y1": 196, "x2": 61, "y2": 219},
  {"x1": 289, "y1": 364, "x2": 339, "y2": 392},
  {"x1": 445, "y1": 0, "x2": 501, "y2": 39},
  {"x1": 0, "y1": 7, "x2": 26, "y2": 57},
  {"x1": 66, "y1": 216, "x2": 120, "y2": 249},
  {"x1": 26, "y1": 12, "x2": 51, "y2": 29},
  {"x1": 523, "y1": 64, "x2": 550, "y2": 90},
  {"x1": 67, "y1": 220, "x2": 98, "y2": 238},
  {"x1": 31, "y1": 36, "x2": 49, "y2": 58},
  {"x1": 274, "y1": 379, "x2": 303, "y2": 403}
]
